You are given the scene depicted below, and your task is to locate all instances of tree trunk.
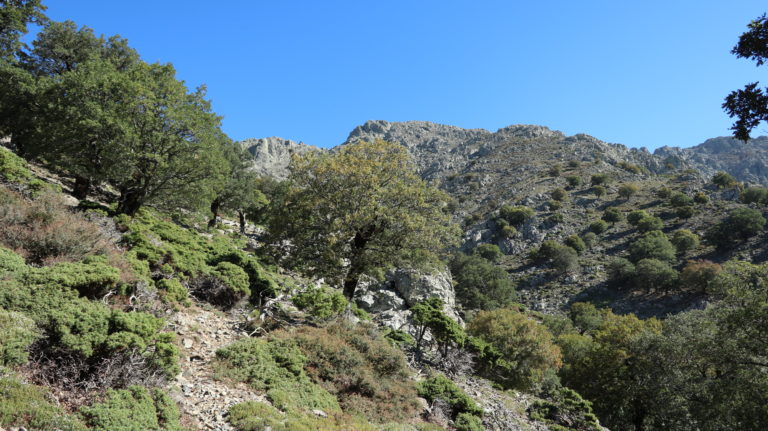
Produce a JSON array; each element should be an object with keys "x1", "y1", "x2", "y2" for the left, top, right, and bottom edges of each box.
[
  {"x1": 116, "y1": 188, "x2": 144, "y2": 216},
  {"x1": 72, "y1": 176, "x2": 91, "y2": 200},
  {"x1": 208, "y1": 198, "x2": 221, "y2": 229},
  {"x1": 238, "y1": 209, "x2": 246, "y2": 234}
]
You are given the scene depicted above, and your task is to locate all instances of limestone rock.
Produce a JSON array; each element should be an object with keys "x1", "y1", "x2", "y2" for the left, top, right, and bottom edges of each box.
[{"x1": 239, "y1": 136, "x2": 322, "y2": 180}]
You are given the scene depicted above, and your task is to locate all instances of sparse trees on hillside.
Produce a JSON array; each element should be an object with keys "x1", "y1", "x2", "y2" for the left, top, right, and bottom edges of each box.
[{"x1": 268, "y1": 139, "x2": 459, "y2": 299}]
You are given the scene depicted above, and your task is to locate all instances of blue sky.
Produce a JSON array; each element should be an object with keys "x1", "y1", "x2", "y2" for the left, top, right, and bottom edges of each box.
[{"x1": 37, "y1": 1, "x2": 768, "y2": 150}]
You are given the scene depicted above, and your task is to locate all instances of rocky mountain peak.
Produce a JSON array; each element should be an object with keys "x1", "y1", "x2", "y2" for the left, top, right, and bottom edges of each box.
[{"x1": 239, "y1": 136, "x2": 322, "y2": 180}]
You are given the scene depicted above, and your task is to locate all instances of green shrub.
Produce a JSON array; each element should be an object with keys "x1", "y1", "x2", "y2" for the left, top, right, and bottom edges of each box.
[
  {"x1": 280, "y1": 323, "x2": 420, "y2": 422},
  {"x1": 741, "y1": 186, "x2": 768, "y2": 205},
  {"x1": 693, "y1": 191, "x2": 709, "y2": 204},
  {"x1": 602, "y1": 207, "x2": 622, "y2": 223},
  {"x1": 680, "y1": 260, "x2": 722, "y2": 293},
  {"x1": 629, "y1": 230, "x2": 676, "y2": 263},
  {"x1": 590, "y1": 174, "x2": 609, "y2": 186},
  {"x1": 712, "y1": 171, "x2": 738, "y2": 188},
  {"x1": 591, "y1": 185, "x2": 606, "y2": 198},
  {"x1": 633, "y1": 259, "x2": 678, "y2": 293},
  {"x1": 548, "y1": 200, "x2": 563, "y2": 211},
  {"x1": 626, "y1": 210, "x2": 649, "y2": 226},
  {"x1": 706, "y1": 208, "x2": 766, "y2": 248},
  {"x1": 79, "y1": 386, "x2": 183, "y2": 431},
  {"x1": 473, "y1": 243, "x2": 503, "y2": 262},
  {"x1": 228, "y1": 401, "x2": 378, "y2": 431},
  {"x1": 636, "y1": 216, "x2": 664, "y2": 233},
  {"x1": 216, "y1": 337, "x2": 340, "y2": 414},
  {"x1": 618, "y1": 161, "x2": 643, "y2": 174},
  {"x1": 0, "y1": 247, "x2": 26, "y2": 277},
  {"x1": 566, "y1": 175, "x2": 582, "y2": 188},
  {"x1": 0, "y1": 376, "x2": 85, "y2": 431},
  {"x1": 499, "y1": 205, "x2": 535, "y2": 226},
  {"x1": 156, "y1": 278, "x2": 191, "y2": 306},
  {"x1": 382, "y1": 328, "x2": 415, "y2": 348},
  {"x1": 656, "y1": 187, "x2": 672, "y2": 199},
  {"x1": 292, "y1": 287, "x2": 348, "y2": 320},
  {"x1": 0, "y1": 147, "x2": 35, "y2": 184},
  {"x1": 450, "y1": 254, "x2": 517, "y2": 310},
  {"x1": 551, "y1": 246, "x2": 579, "y2": 274},
  {"x1": 417, "y1": 374, "x2": 483, "y2": 419},
  {"x1": 606, "y1": 258, "x2": 635, "y2": 287},
  {"x1": 669, "y1": 192, "x2": 694, "y2": 208},
  {"x1": 581, "y1": 232, "x2": 597, "y2": 248},
  {"x1": 548, "y1": 213, "x2": 564, "y2": 224},
  {"x1": 529, "y1": 387, "x2": 601, "y2": 431},
  {"x1": 548, "y1": 165, "x2": 562, "y2": 176},
  {"x1": 589, "y1": 220, "x2": 608, "y2": 234},
  {"x1": 671, "y1": 229, "x2": 700, "y2": 255},
  {"x1": 412, "y1": 297, "x2": 466, "y2": 357},
  {"x1": 468, "y1": 308, "x2": 562, "y2": 390},
  {"x1": 676, "y1": 205, "x2": 695, "y2": 219},
  {"x1": 498, "y1": 224, "x2": 517, "y2": 239},
  {"x1": 568, "y1": 160, "x2": 580, "y2": 168},
  {"x1": 23, "y1": 259, "x2": 120, "y2": 299},
  {"x1": 455, "y1": 413, "x2": 484, "y2": 431},
  {"x1": 551, "y1": 188, "x2": 568, "y2": 202},
  {"x1": 564, "y1": 235, "x2": 586, "y2": 254},
  {"x1": 617, "y1": 183, "x2": 639, "y2": 199},
  {"x1": 0, "y1": 310, "x2": 38, "y2": 366}
]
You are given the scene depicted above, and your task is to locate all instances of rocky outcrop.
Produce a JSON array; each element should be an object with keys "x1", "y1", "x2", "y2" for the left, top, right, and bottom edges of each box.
[
  {"x1": 655, "y1": 135, "x2": 768, "y2": 185},
  {"x1": 239, "y1": 137, "x2": 322, "y2": 180},
  {"x1": 354, "y1": 267, "x2": 461, "y2": 331}
]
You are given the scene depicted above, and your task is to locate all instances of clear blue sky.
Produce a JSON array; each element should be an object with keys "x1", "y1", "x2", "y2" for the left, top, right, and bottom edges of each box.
[{"x1": 37, "y1": 1, "x2": 768, "y2": 150}]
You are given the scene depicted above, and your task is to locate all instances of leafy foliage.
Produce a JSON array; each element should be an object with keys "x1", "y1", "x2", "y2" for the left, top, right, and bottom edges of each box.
[
  {"x1": 267, "y1": 140, "x2": 459, "y2": 298},
  {"x1": 629, "y1": 230, "x2": 676, "y2": 263},
  {"x1": 417, "y1": 374, "x2": 483, "y2": 419},
  {"x1": 292, "y1": 286, "x2": 348, "y2": 320},
  {"x1": 468, "y1": 308, "x2": 562, "y2": 390},
  {"x1": 450, "y1": 254, "x2": 517, "y2": 310},
  {"x1": 79, "y1": 386, "x2": 184, "y2": 431},
  {"x1": 499, "y1": 205, "x2": 535, "y2": 226}
]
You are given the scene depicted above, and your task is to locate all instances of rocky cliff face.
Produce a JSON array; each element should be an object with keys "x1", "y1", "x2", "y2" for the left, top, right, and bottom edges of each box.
[
  {"x1": 239, "y1": 137, "x2": 322, "y2": 180},
  {"x1": 655, "y1": 135, "x2": 768, "y2": 185}
]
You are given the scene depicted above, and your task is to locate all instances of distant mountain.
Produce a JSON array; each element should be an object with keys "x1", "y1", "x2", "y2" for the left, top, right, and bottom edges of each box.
[
  {"x1": 239, "y1": 137, "x2": 321, "y2": 180},
  {"x1": 655, "y1": 135, "x2": 768, "y2": 186}
]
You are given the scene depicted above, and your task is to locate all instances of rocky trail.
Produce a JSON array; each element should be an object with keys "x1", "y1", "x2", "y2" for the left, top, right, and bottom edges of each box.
[{"x1": 167, "y1": 305, "x2": 265, "y2": 431}]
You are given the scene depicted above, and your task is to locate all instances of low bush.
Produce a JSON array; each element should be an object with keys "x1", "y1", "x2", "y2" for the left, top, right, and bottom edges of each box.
[
  {"x1": 629, "y1": 230, "x2": 676, "y2": 263},
  {"x1": 627, "y1": 210, "x2": 649, "y2": 226},
  {"x1": 551, "y1": 188, "x2": 568, "y2": 202},
  {"x1": 589, "y1": 220, "x2": 608, "y2": 234},
  {"x1": 693, "y1": 191, "x2": 709, "y2": 204},
  {"x1": 606, "y1": 258, "x2": 635, "y2": 288},
  {"x1": 712, "y1": 171, "x2": 738, "y2": 188},
  {"x1": 468, "y1": 308, "x2": 562, "y2": 390},
  {"x1": 741, "y1": 187, "x2": 768, "y2": 205},
  {"x1": 676, "y1": 205, "x2": 695, "y2": 219},
  {"x1": 450, "y1": 254, "x2": 517, "y2": 310},
  {"x1": 633, "y1": 258, "x2": 678, "y2": 293},
  {"x1": 79, "y1": 386, "x2": 184, "y2": 431},
  {"x1": 499, "y1": 205, "x2": 535, "y2": 226},
  {"x1": 636, "y1": 216, "x2": 664, "y2": 233},
  {"x1": 669, "y1": 192, "x2": 694, "y2": 208},
  {"x1": 590, "y1": 174, "x2": 609, "y2": 186},
  {"x1": 0, "y1": 310, "x2": 38, "y2": 366},
  {"x1": 706, "y1": 208, "x2": 766, "y2": 248},
  {"x1": 473, "y1": 243, "x2": 503, "y2": 262},
  {"x1": 566, "y1": 175, "x2": 582, "y2": 188},
  {"x1": 591, "y1": 185, "x2": 606, "y2": 198},
  {"x1": 602, "y1": 207, "x2": 622, "y2": 223},
  {"x1": 656, "y1": 187, "x2": 672, "y2": 199},
  {"x1": 417, "y1": 374, "x2": 483, "y2": 419},
  {"x1": 529, "y1": 387, "x2": 601, "y2": 431},
  {"x1": 679, "y1": 260, "x2": 722, "y2": 293},
  {"x1": 671, "y1": 229, "x2": 700, "y2": 255},
  {"x1": 618, "y1": 183, "x2": 639, "y2": 200},
  {"x1": 564, "y1": 235, "x2": 586, "y2": 254},
  {"x1": 292, "y1": 286, "x2": 348, "y2": 320},
  {"x1": 228, "y1": 401, "x2": 378, "y2": 431},
  {"x1": 0, "y1": 376, "x2": 85, "y2": 431}
]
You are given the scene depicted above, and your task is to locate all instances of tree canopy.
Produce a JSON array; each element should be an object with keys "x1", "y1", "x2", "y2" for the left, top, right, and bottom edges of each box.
[
  {"x1": 268, "y1": 139, "x2": 459, "y2": 298},
  {"x1": 723, "y1": 14, "x2": 768, "y2": 141}
]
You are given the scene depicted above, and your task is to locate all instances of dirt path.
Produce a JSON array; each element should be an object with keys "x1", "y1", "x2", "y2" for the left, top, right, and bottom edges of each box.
[{"x1": 167, "y1": 305, "x2": 266, "y2": 430}]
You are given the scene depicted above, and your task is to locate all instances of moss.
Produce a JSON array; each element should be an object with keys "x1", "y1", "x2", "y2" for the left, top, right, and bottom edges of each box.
[
  {"x1": 79, "y1": 386, "x2": 184, "y2": 431},
  {"x1": 0, "y1": 376, "x2": 86, "y2": 431}
]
